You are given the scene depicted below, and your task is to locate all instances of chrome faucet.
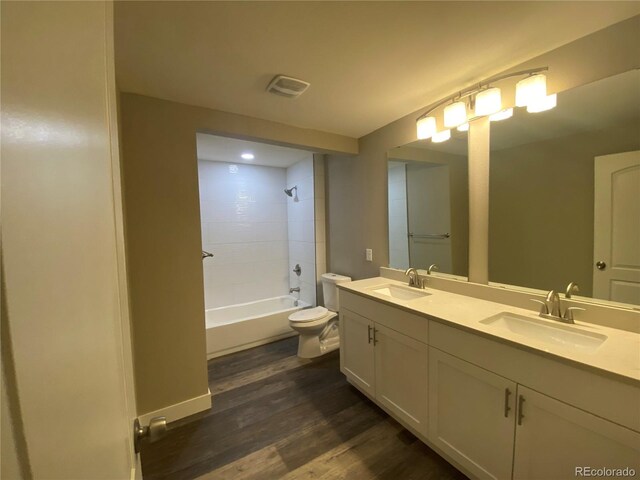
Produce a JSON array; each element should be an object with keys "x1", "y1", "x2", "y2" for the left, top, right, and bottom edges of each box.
[
  {"x1": 565, "y1": 282, "x2": 580, "y2": 298},
  {"x1": 289, "y1": 287, "x2": 300, "y2": 294},
  {"x1": 404, "y1": 268, "x2": 424, "y2": 289},
  {"x1": 530, "y1": 288, "x2": 585, "y2": 324},
  {"x1": 427, "y1": 264, "x2": 439, "y2": 275},
  {"x1": 546, "y1": 290, "x2": 561, "y2": 317}
]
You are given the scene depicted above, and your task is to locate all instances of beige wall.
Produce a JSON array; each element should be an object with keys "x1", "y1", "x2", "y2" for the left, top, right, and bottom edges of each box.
[
  {"x1": 327, "y1": 16, "x2": 639, "y2": 280},
  {"x1": 490, "y1": 122, "x2": 640, "y2": 296},
  {"x1": 118, "y1": 93, "x2": 356, "y2": 415}
]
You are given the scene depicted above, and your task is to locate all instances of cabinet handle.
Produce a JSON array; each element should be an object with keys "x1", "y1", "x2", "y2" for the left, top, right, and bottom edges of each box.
[
  {"x1": 504, "y1": 388, "x2": 511, "y2": 418},
  {"x1": 517, "y1": 395, "x2": 525, "y2": 425},
  {"x1": 367, "y1": 325, "x2": 372, "y2": 344},
  {"x1": 373, "y1": 328, "x2": 379, "y2": 345}
]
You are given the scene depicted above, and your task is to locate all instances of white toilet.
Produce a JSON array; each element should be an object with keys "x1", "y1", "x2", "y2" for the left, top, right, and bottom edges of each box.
[{"x1": 288, "y1": 273, "x2": 351, "y2": 358}]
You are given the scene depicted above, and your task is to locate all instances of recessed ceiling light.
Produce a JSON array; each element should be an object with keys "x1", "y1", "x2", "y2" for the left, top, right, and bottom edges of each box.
[{"x1": 241, "y1": 153, "x2": 254, "y2": 160}]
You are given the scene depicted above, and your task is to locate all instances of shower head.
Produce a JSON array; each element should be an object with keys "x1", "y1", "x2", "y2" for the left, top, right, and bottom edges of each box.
[{"x1": 284, "y1": 186, "x2": 297, "y2": 197}]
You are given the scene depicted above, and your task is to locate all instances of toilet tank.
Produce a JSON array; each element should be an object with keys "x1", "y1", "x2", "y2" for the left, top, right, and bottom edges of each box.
[{"x1": 321, "y1": 273, "x2": 351, "y2": 312}]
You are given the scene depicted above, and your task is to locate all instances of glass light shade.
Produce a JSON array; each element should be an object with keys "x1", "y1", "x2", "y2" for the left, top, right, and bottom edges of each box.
[
  {"x1": 431, "y1": 129, "x2": 451, "y2": 143},
  {"x1": 526, "y1": 93, "x2": 557, "y2": 113},
  {"x1": 489, "y1": 108, "x2": 513, "y2": 122},
  {"x1": 475, "y1": 88, "x2": 502, "y2": 116},
  {"x1": 457, "y1": 123, "x2": 469, "y2": 132},
  {"x1": 417, "y1": 116, "x2": 437, "y2": 139},
  {"x1": 444, "y1": 101, "x2": 467, "y2": 128},
  {"x1": 516, "y1": 74, "x2": 547, "y2": 107}
]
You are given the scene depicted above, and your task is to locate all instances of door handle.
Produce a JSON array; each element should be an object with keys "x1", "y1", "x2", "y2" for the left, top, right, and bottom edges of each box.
[
  {"x1": 517, "y1": 395, "x2": 525, "y2": 426},
  {"x1": 504, "y1": 388, "x2": 512, "y2": 418},
  {"x1": 373, "y1": 328, "x2": 379, "y2": 345},
  {"x1": 596, "y1": 261, "x2": 606, "y2": 270},
  {"x1": 134, "y1": 416, "x2": 167, "y2": 453},
  {"x1": 367, "y1": 325, "x2": 372, "y2": 344}
]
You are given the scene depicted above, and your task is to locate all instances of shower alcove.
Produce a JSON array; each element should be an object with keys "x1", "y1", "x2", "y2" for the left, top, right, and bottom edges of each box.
[{"x1": 196, "y1": 133, "x2": 327, "y2": 358}]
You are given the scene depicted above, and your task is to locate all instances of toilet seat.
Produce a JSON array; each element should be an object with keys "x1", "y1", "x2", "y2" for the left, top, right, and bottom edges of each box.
[{"x1": 289, "y1": 306, "x2": 329, "y2": 323}]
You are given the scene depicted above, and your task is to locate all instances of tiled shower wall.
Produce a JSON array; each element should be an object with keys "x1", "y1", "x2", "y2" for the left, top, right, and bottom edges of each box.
[
  {"x1": 286, "y1": 155, "x2": 318, "y2": 306},
  {"x1": 199, "y1": 160, "x2": 289, "y2": 309}
]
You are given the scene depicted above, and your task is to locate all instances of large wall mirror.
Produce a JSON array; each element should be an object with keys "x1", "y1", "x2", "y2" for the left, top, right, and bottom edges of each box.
[
  {"x1": 489, "y1": 69, "x2": 640, "y2": 306},
  {"x1": 387, "y1": 130, "x2": 469, "y2": 277}
]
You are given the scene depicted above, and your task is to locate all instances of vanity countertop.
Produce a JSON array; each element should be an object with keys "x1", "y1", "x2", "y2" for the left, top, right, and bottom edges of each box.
[{"x1": 339, "y1": 277, "x2": 640, "y2": 385}]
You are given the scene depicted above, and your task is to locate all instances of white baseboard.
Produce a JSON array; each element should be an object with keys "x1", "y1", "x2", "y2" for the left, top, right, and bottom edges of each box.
[{"x1": 138, "y1": 389, "x2": 212, "y2": 426}]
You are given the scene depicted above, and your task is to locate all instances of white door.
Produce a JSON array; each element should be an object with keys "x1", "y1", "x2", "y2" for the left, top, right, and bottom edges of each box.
[
  {"x1": 407, "y1": 163, "x2": 453, "y2": 272},
  {"x1": 339, "y1": 310, "x2": 375, "y2": 397},
  {"x1": 374, "y1": 324, "x2": 428, "y2": 437},
  {"x1": 513, "y1": 385, "x2": 640, "y2": 480},
  {"x1": 593, "y1": 151, "x2": 640, "y2": 305},
  {"x1": 2, "y1": 2, "x2": 138, "y2": 478},
  {"x1": 428, "y1": 348, "x2": 516, "y2": 480}
]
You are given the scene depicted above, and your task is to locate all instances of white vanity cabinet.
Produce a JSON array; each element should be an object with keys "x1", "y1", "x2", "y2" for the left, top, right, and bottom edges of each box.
[
  {"x1": 339, "y1": 291, "x2": 429, "y2": 437},
  {"x1": 373, "y1": 323, "x2": 428, "y2": 435},
  {"x1": 428, "y1": 347, "x2": 517, "y2": 480},
  {"x1": 513, "y1": 386, "x2": 640, "y2": 480},
  {"x1": 340, "y1": 309, "x2": 375, "y2": 397},
  {"x1": 338, "y1": 284, "x2": 640, "y2": 480},
  {"x1": 429, "y1": 320, "x2": 640, "y2": 480}
]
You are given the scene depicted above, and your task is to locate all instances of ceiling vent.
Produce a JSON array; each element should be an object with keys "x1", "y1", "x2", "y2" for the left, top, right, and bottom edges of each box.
[{"x1": 267, "y1": 75, "x2": 310, "y2": 98}]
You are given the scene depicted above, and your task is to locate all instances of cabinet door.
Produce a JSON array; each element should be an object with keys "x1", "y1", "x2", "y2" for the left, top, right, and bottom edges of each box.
[
  {"x1": 374, "y1": 323, "x2": 428, "y2": 437},
  {"x1": 340, "y1": 309, "x2": 375, "y2": 397},
  {"x1": 514, "y1": 385, "x2": 640, "y2": 480},
  {"x1": 429, "y1": 347, "x2": 516, "y2": 480}
]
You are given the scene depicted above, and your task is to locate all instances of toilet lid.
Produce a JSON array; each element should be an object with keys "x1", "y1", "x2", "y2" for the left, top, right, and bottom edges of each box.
[{"x1": 289, "y1": 306, "x2": 329, "y2": 323}]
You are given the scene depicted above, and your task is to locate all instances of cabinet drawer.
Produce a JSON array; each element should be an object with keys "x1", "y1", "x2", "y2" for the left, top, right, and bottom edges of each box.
[
  {"x1": 429, "y1": 320, "x2": 640, "y2": 432},
  {"x1": 340, "y1": 290, "x2": 428, "y2": 343}
]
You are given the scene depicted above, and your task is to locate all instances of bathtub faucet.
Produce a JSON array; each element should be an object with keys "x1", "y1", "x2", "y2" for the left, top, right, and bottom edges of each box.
[{"x1": 289, "y1": 287, "x2": 300, "y2": 294}]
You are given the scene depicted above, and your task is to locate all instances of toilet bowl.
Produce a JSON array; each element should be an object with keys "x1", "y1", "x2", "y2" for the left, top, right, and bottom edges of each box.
[
  {"x1": 288, "y1": 272, "x2": 351, "y2": 358},
  {"x1": 289, "y1": 306, "x2": 339, "y2": 358}
]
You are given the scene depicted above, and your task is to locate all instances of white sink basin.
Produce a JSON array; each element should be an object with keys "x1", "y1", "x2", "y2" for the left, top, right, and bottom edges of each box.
[
  {"x1": 367, "y1": 284, "x2": 431, "y2": 301},
  {"x1": 480, "y1": 312, "x2": 607, "y2": 352}
]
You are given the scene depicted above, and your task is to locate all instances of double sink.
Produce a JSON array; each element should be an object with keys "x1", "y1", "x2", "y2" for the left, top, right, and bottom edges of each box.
[{"x1": 365, "y1": 283, "x2": 607, "y2": 352}]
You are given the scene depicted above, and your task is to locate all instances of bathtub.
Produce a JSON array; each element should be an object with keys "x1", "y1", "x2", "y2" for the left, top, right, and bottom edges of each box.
[{"x1": 205, "y1": 295, "x2": 309, "y2": 359}]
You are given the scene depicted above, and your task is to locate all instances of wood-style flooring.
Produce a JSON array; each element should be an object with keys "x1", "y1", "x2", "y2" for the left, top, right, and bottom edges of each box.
[{"x1": 141, "y1": 336, "x2": 467, "y2": 480}]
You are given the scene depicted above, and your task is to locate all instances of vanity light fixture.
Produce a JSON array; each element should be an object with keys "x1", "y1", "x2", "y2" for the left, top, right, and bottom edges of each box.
[
  {"x1": 241, "y1": 152, "x2": 255, "y2": 160},
  {"x1": 415, "y1": 66, "x2": 549, "y2": 141},
  {"x1": 475, "y1": 88, "x2": 502, "y2": 116},
  {"x1": 489, "y1": 108, "x2": 514, "y2": 122},
  {"x1": 526, "y1": 93, "x2": 557, "y2": 113},
  {"x1": 444, "y1": 101, "x2": 467, "y2": 128},
  {"x1": 516, "y1": 73, "x2": 547, "y2": 107},
  {"x1": 431, "y1": 129, "x2": 451, "y2": 143},
  {"x1": 416, "y1": 116, "x2": 437, "y2": 139}
]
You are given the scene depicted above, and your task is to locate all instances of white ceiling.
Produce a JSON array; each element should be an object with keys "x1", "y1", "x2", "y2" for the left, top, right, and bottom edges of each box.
[
  {"x1": 114, "y1": 2, "x2": 639, "y2": 139},
  {"x1": 196, "y1": 133, "x2": 311, "y2": 168}
]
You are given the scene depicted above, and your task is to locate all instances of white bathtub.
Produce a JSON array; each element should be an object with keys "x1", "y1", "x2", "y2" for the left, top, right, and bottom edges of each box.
[{"x1": 205, "y1": 295, "x2": 308, "y2": 359}]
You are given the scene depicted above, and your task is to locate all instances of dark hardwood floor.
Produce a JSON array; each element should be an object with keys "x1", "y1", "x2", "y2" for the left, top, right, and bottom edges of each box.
[{"x1": 141, "y1": 336, "x2": 467, "y2": 480}]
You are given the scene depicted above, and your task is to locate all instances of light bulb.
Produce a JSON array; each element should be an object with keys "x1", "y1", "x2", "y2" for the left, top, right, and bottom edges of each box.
[
  {"x1": 516, "y1": 74, "x2": 547, "y2": 107},
  {"x1": 475, "y1": 87, "x2": 502, "y2": 116},
  {"x1": 457, "y1": 123, "x2": 469, "y2": 132},
  {"x1": 416, "y1": 116, "x2": 437, "y2": 139},
  {"x1": 431, "y1": 129, "x2": 451, "y2": 143},
  {"x1": 489, "y1": 108, "x2": 513, "y2": 122},
  {"x1": 526, "y1": 94, "x2": 557, "y2": 113},
  {"x1": 444, "y1": 101, "x2": 467, "y2": 128}
]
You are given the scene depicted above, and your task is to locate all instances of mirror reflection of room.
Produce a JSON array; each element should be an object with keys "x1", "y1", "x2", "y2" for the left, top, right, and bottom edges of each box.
[
  {"x1": 489, "y1": 69, "x2": 640, "y2": 306},
  {"x1": 388, "y1": 130, "x2": 469, "y2": 277}
]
